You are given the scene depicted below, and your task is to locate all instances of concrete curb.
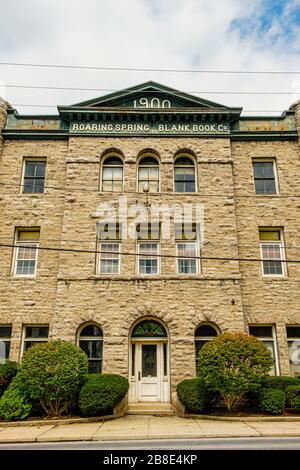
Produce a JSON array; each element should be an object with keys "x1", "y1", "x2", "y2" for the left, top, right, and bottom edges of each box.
[
  {"x1": 185, "y1": 414, "x2": 300, "y2": 422},
  {"x1": 0, "y1": 415, "x2": 116, "y2": 428},
  {"x1": 1, "y1": 413, "x2": 300, "y2": 427},
  {"x1": 1, "y1": 432, "x2": 300, "y2": 444}
]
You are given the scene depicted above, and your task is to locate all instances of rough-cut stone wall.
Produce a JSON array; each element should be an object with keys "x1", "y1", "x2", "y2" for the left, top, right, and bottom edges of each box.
[
  {"x1": 0, "y1": 139, "x2": 68, "y2": 360},
  {"x1": 53, "y1": 278, "x2": 244, "y2": 389},
  {"x1": 0, "y1": 119, "x2": 299, "y2": 387},
  {"x1": 52, "y1": 136, "x2": 244, "y2": 387},
  {"x1": 231, "y1": 139, "x2": 300, "y2": 374}
]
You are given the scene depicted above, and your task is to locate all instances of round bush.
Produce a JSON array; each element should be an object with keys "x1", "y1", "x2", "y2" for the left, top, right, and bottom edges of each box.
[
  {"x1": 285, "y1": 385, "x2": 300, "y2": 409},
  {"x1": 198, "y1": 333, "x2": 273, "y2": 411},
  {"x1": 176, "y1": 378, "x2": 206, "y2": 412},
  {"x1": 18, "y1": 340, "x2": 88, "y2": 417},
  {"x1": 79, "y1": 374, "x2": 129, "y2": 416},
  {"x1": 0, "y1": 361, "x2": 18, "y2": 396},
  {"x1": 290, "y1": 395, "x2": 300, "y2": 410},
  {"x1": 261, "y1": 376, "x2": 299, "y2": 391},
  {"x1": 0, "y1": 376, "x2": 31, "y2": 421},
  {"x1": 259, "y1": 389, "x2": 285, "y2": 415}
]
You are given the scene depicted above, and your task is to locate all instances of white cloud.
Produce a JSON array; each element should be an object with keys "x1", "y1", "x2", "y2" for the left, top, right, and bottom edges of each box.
[{"x1": 0, "y1": 0, "x2": 299, "y2": 115}]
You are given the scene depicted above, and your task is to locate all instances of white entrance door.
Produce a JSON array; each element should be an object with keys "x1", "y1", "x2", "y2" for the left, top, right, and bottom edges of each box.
[{"x1": 136, "y1": 342, "x2": 162, "y2": 402}]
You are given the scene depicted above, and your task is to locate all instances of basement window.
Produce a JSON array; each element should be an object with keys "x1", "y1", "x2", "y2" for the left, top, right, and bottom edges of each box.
[{"x1": 0, "y1": 325, "x2": 12, "y2": 363}]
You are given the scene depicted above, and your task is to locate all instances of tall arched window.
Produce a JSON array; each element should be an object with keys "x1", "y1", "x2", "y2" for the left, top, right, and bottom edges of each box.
[
  {"x1": 138, "y1": 156, "x2": 159, "y2": 192},
  {"x1": 78, "y1": 324, "x2": 103, "y2": 373},
  {"x1": 102, "y1": 155, "x2": 123, "y2": 191},
  {"x1": 195, "y1": 324, "x2": 219, "y2": 374},
  {"x1": 174, "y1": 155, "x2": 196, "y2": 192}
]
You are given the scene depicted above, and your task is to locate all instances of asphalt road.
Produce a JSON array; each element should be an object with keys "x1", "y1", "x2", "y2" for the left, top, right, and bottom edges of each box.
[{"x1": 0, "y1": 437, "x2": 300, "y2": 450}]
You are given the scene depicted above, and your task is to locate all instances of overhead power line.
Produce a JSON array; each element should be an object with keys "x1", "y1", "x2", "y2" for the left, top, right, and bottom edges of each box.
[
  {"x1": 10, "y1": 103, "x2": 286, "y2": 112},
  {"x1": 1, "y1": 61, "x2": 300, "y2": 74},
  {"x1": 3, "y1": 84, "x2": 300, "y2": 95},
  {"x1": 0, "y1": 235, "x2": 300, "y2": 250},
  {"x1": 2, "y1": 181, "x2": 300, "y2": 198},
  {"x1": 0, "y1": 242, "x2": 298, "y2": 264}
]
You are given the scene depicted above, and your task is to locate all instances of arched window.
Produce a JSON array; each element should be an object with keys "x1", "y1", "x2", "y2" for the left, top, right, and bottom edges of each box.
[
  {"x1": 78, "y1": 324, "x2": 103, "y2": 373},
  {"x1": 138, "y1": 156, "x2": 159, "y2": 192},
  {"x1": 174, "y1": 156, "x2": 196, "y2": 192},
  {"x1": 195, "y1": 324, "x2": 218, "y2": 374},
  {"x1": 102, "y1": 155, "x2": 123, "y2": 191}
]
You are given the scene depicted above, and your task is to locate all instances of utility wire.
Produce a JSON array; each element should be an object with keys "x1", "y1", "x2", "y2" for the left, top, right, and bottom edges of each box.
[
  {"x1": 10, "y1": 103, "x2": 286, "y2": 112},
  {"x1": 0, "y1": 236, "x2": 299, "y2": 250},
  {"x1": 3, "y1": 84, "x2": 300, "y2": 95},
  {"x1": 0, "y1": 242, "x2": 297, "y2": 263},
  {"x1": 1, "y1": 61, "x2": 300, "y2": 74},
  {"x1": 1, "y1": 181, "x2": 300, "y2": 198}
]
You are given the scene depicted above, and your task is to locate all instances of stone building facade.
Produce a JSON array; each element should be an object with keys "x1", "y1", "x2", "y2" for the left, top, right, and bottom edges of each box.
[{"x1": 0, "y1": 82, "x2": 299, "y2": 403}]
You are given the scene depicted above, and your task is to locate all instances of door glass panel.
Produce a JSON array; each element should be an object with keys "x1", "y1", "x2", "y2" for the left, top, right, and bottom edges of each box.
[
  {"x1": 131, "y1": 343, "x2": 135, "y2": 376},
  {"x1": 163, "y1": 343, "x2": 167, "y2": 376},
  {"x1": 142, "y1": 344, "x2": 157, "y2": 377}
]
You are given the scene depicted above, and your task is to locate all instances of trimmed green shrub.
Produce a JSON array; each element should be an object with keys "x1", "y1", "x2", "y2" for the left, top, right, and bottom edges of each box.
[
  {"x1": 285, "y1": 385, "x2": 300, "y2": 409},
  {"x1": 198, "y1": 332, "x2": 273, "y2": 411},
  {"x1": 79, "y1": 374, "x2": 129, "y2": 416},
  {"x1": 0, "y1": 375, "x2": 31, "y2": 421},
  {"x1": 176, "y1": 378, "x2": 206, "y2": 412},
  {"x1": 259, "y1": 388, "x2": 285, "y2": 415},
  {"x1": 18, "y1": 340, "x2": 88, "y2": 417},
  {"x1": 0, "y1": 362, "x2": 18, "y2": 396},
  {"x1": 261, "y1": 376, "x2": 300, "y2": 391}
]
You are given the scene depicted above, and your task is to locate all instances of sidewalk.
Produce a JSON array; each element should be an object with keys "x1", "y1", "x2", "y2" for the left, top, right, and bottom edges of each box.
[{"x1": 1, "y1": 415, "x2": 300, "y2": 443}]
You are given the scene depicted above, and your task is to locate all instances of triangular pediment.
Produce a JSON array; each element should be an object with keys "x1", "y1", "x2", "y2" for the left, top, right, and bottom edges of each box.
[{"x1": 73, "y1": 81, "x2": 230, "y2": 109}]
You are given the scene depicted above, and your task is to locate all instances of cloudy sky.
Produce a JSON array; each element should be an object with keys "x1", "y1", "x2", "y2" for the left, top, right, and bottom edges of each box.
[{"x1": 0, "y1": 0, "x2": 299, "y2": 115}]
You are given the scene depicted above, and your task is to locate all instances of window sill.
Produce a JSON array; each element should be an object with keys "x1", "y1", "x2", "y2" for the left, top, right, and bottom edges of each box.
[
  {"x1": 95, "y1": 191, "x2": 204, "y2": 195},
  {"x1": 57, "y1": 274, "x2": 242, "y2": 282},
  {"x1": 20, "y1": 193, "x2": 45, "y2": 196},
  {"x1": 10, "y1": 275, "x2": 37, "y2": 280},
  {"x1": 254, "y1": 194, "x2": 280, "y2": 197}
]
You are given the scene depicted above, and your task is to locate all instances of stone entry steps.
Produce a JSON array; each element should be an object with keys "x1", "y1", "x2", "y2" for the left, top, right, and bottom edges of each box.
[{"x1": 127, "y1": 402, "x2": 175, "y2": 416}]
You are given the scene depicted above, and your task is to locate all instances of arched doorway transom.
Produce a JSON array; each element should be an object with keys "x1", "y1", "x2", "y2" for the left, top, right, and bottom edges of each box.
[{"x1": 131, "y1": 319, "x2": 167, "y2": 338}]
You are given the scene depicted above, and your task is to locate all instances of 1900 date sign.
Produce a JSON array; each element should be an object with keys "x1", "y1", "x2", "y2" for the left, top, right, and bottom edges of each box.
[{"x1": 70, "y1": 121, "x2": 230, "y2": 135}]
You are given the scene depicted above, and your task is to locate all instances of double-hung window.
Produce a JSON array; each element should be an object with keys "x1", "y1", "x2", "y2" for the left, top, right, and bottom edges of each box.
[
  {"x1": 0, "y1": 326, "x2": 12, "y2": 363},
  {"x1": 14, "y1": 229, "x2": 40, "y2": 277},
  {"x1": 22, "y1": 159, "x2": 46, "y2": 193},
  {"x1": 259, "y1": 228, "x2": 286, "y2": 277},
  {"x1": 175, "y1": 223, "x2": 199, "y2": 274},
  {"x1": 174, "y1": 156, "x2": 196, "y2": 193},
  {"x1": 137, "y1": 223, "x2": 160, "y2": 275},
  {"x1": 138, "y1": 156, "x2": 159, "y2": 192},
  {"x1": 22, "y1": 325, "x2": 49, "y2": 354},
  {"x1": 101, "y1": 156, "x2": 123, "y2": 192},
  {"x1": 97, "y1": 223, "x2": 121, "y2": 274},
  {"x1": 286, "y1": 326, "x2": 300, "y2": 377},
  {"x1": 249, "y1": 325, "x2": 279, "y2": 375},
  {"x1": 253, "y1": 160, "x2": 277, "y2": 195}
]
